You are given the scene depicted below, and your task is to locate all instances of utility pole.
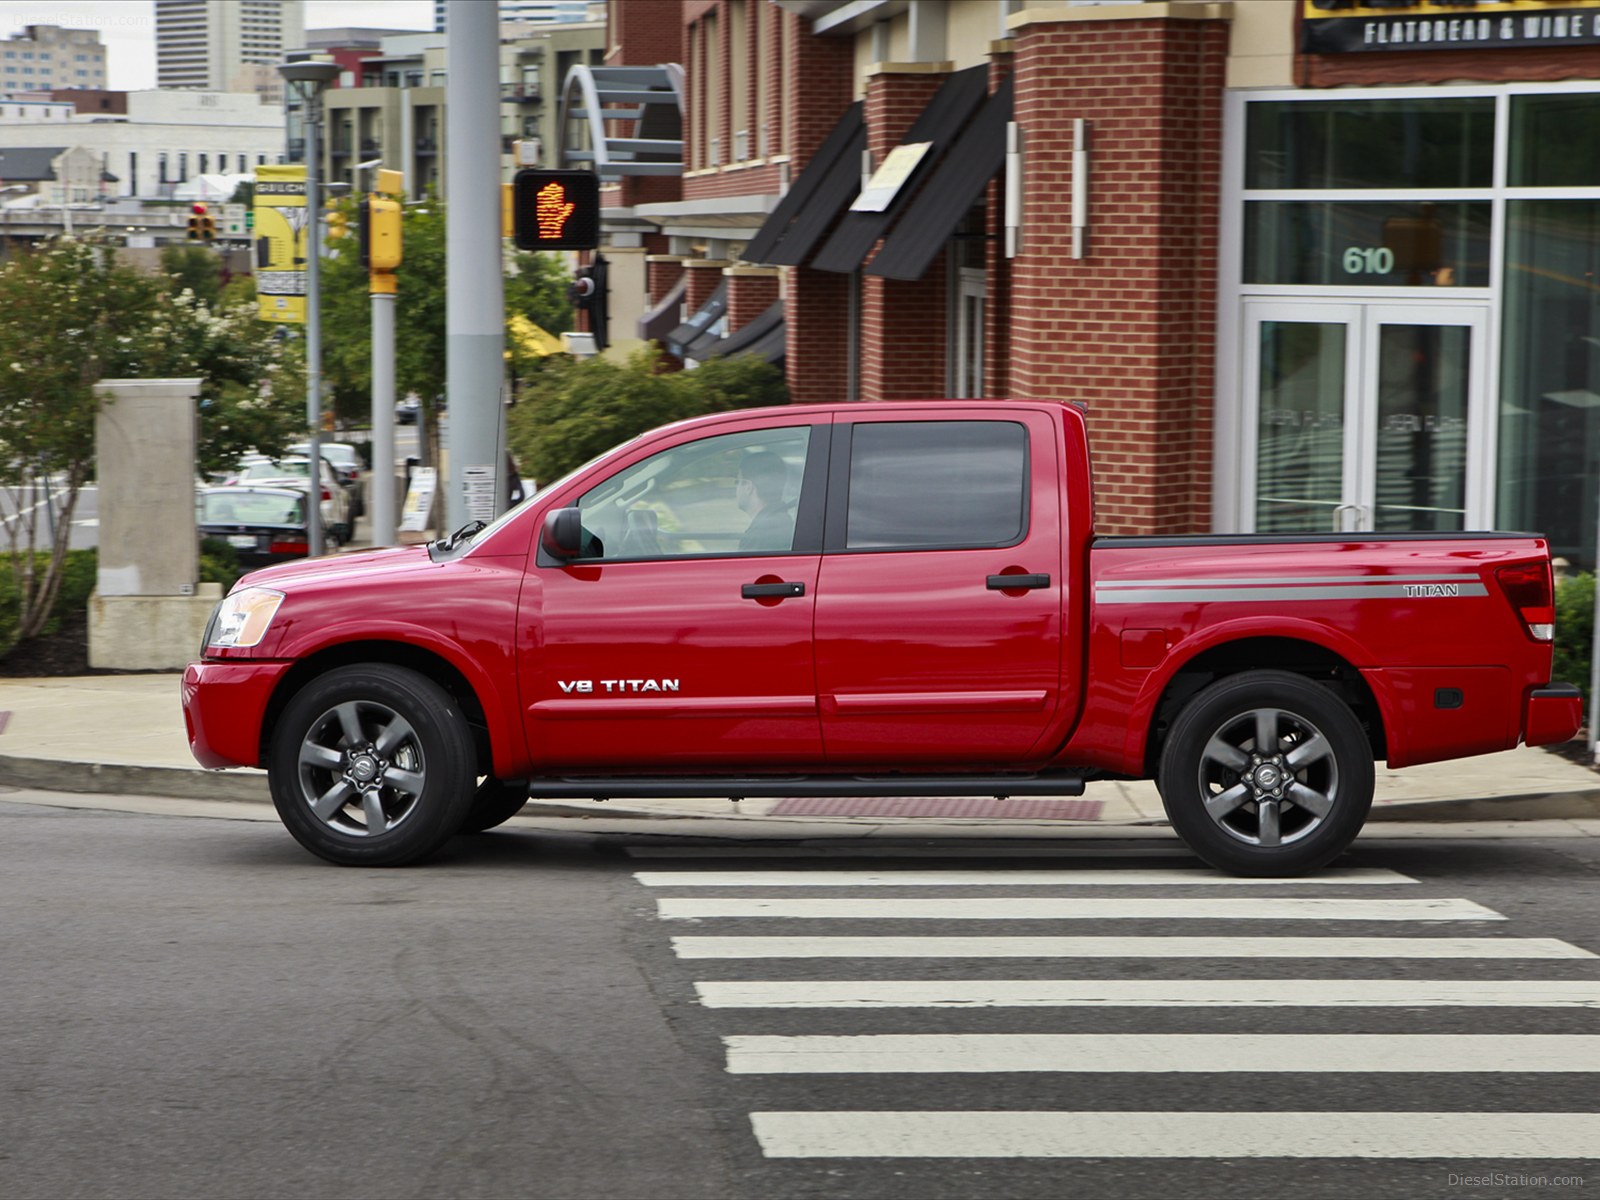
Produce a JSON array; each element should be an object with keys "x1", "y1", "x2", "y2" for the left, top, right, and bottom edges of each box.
[
  {"x1": 445, "y1": 0, "x2": 505, "y2": 531},
  {"x1": 277, "y1": 58, "x2": 341, "y2": 558},
  {"x1": 364, "y1": 170, "x2": 404, "y2": 547}
]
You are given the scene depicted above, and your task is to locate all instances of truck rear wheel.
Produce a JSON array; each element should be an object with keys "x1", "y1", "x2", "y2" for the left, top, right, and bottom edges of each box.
[
  {"x1": 1157, "y1": 670, "x2": 1373, "y2": 877},
  {"x1": 269, "y1": 664, "x2": 476, "y2": 866}
]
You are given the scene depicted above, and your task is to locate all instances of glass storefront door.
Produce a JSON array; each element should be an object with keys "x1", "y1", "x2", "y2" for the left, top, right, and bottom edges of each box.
[{"x1": 1243, "y1": 301, "x2": 1489, "y2": 533}]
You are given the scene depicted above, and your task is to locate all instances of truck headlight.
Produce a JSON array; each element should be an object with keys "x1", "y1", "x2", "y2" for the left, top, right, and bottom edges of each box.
[{"x1": 207, "y1": 587, "x2": 285, "y2": 650}]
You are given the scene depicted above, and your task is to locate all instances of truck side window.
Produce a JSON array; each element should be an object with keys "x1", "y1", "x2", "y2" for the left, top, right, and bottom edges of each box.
[
  {"x1": 574, "y1": 426, "x2": 813, "y2": 559},
  {"x1": 844, "y1": 420, "x2": 1027, "y2": 550}
]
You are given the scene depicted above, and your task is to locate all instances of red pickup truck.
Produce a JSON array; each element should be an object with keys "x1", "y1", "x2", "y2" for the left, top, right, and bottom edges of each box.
[{"x1": 182, "y1": 401, "x2": 1581, "y2": 875}]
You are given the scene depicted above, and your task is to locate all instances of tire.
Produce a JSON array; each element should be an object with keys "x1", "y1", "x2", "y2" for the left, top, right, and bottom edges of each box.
[
  {"x1": 457, "y1": 778, "x2": 529, "y2": 835},
  {"x1": 269, "y1": 664, "x2": 477, "y2": 866},
  {"x1": 1157, "y1": 670, "x2": 1373, "y2": 877}
]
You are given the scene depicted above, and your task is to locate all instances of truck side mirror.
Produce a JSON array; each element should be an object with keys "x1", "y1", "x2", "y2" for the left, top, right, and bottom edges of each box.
[{"x1": 541, "y1": 507, "x2": 583, "y2": 559}]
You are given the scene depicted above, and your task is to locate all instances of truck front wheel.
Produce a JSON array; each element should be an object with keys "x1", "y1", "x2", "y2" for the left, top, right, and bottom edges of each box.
[
  {"x1": 268, "y1": 664, "x2": 477, "y2": 866},
  {"x1": 1157, "y1": 670, "x2": 1373, "y2": 877}
]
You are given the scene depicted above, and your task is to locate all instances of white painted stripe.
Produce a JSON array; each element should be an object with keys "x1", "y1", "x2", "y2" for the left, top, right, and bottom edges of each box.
[
  {"x1": 724, "y1": 1034, "x2": 1600, "y2": 1075},
  {"x1": 672, "y1": 935, "x2": 1594, "y2": 960},
  {"x1": 750, "y1": 1111, "x2": 1600, "y2": 1159},
  {"x1": 695, "y1": 978, "x2": 1600, "y2": 1009},
  {"x1": 635, "y1": 867, "x2": 1416, "y2": 887},
  {"x1": 656, "y1": 897, "x2": 1499, "y2": 921}
]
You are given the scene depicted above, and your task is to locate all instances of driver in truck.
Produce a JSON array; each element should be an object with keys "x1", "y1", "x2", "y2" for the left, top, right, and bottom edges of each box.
[{"x1": 735, "y1": 451, "x2": 794, "y2": 552}]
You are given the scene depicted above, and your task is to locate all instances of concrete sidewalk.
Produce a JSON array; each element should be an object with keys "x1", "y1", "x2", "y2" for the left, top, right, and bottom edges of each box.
[{"x1": 1, "y1": 673, "x2": 1599, "y2": 829}]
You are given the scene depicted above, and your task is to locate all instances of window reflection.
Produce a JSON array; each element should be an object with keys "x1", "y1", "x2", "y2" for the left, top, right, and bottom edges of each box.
[{"x1": 1498, "y1": 200, "x2": 1600, "y2": 566}]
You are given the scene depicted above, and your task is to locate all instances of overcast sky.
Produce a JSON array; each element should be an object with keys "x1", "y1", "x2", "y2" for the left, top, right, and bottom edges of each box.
[{"x1": 0, "y1": 0, "x2": 437, "y2": 91}]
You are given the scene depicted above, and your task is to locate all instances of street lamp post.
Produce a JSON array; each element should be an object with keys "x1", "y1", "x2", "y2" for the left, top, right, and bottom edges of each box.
[{"x1": 277, "y1": 58, "x2": 341, "y2": 558}]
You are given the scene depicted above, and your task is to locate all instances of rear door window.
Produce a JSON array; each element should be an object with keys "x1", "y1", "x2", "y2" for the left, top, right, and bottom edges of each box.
[{"x1": 837, "y1": 420, "x2": 1027, "y2": 550}]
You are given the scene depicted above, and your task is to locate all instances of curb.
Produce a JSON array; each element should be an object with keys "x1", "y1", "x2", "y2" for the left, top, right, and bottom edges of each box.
[
  {"x1": 6, "y1": 752, "x2": 1600, "y2": 826},
  {"x1": 0, "y1": 755, "x2": 269, "y2": 804}
]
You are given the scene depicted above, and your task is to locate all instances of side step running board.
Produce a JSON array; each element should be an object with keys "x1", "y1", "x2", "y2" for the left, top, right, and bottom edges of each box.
[{"x1": 524, "y1": 772, "x2": 1086, "y2": 802}]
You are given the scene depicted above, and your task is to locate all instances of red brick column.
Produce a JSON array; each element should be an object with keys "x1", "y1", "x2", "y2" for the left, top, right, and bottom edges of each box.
[
  {"x1": 725, "y1": 265, "x2": 780, "y2": 331},
  {"x1": 1009, "y1": 11, "x2": 1227, "y2": 535},
  {"x1": 785, "y1": 268, "x2": 850, "y2": 405},
  {"x1": 985, "y1": 45, "x2": 1015, "y2": 400},
  {"x1": 646, "y1": 255, "x2": 685, "y2": 307},
  {"x1": 858, "y1": 67, "x2": 950, "y2": 404},
  {"x1": 773, "y1": 14, "x2": 855, "y2": 405},
  {"x1": 683, "y1": 258, "x2": 729, "y2": 315}
]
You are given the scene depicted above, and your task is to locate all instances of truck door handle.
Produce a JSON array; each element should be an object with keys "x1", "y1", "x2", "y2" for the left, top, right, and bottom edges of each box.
[
  {"x1": 742, "y1": 581, "x2": 805, "y2": 599},
  {"x1": 988, "y1": 573, "x2": 1051, "y2": 591}
]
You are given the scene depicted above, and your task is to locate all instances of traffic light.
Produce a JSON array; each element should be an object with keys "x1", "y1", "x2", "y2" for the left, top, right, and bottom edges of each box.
[
  {"x1": 511, "y1": 168, "x2": 600, "y2": 251},
  {"x1": 326, "y1": 207, "x2": 350, "y2": 242},
  {"x1": 568, "y1": 255, "x2": 609, "y2": 351},
  {"x1": 357, "y1": 194, "x2": 402, "y2": 272},
  {"x1": 186, "y1": 202, "x2": 216, "y2": 243}
]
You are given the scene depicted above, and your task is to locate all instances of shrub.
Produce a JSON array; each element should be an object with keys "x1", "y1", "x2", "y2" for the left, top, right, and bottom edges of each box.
[
  {"x1": 507, "y1": 346, "x2": 789, "y2": 483},
  {"x1": 0, "y1": 549, "x2": 98, "y2": 657},
  {"x1": 199, "y1": 539, "x2": 242, "y2": 595},
  {"x1": 1554, "y1": 571, "x2": 1594, "y2": 707}
]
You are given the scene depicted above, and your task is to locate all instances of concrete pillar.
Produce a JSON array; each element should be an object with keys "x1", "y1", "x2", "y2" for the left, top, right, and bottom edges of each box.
[{"x1": 89, "y1": 378, "x2": 221, "y2": 670}]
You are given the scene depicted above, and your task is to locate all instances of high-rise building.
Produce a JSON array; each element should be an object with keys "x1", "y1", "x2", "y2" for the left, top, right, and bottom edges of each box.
[
  {"x1": 433, "y1": 2, "x2": 602, "y2": 33},
  {"x1": 155, "y1": 0, "x2": 307, "y2": 94},
  {"x1": 0, "y1": 25, "x2": 107, "y2": 93}
]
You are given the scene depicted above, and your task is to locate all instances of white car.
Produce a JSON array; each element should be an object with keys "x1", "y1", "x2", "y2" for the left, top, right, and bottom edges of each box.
[
  {"x1": 233, "y1": 456, "x2": 353, "y2": 545},
  {"x1": 289, "y1": 441, "x2": 365, "y2": 519}
]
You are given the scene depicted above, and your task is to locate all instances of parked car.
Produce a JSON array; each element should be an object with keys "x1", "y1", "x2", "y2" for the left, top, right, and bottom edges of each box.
[
  {"x1": 197, "y1": 486, "x2": 320, "y2": 568},
  {"x1": 290, "y1": 441, "x2": 365, "y2": 519},
  {"x1": 232, "y1": 456, "x2": 353, "y2": 544}
]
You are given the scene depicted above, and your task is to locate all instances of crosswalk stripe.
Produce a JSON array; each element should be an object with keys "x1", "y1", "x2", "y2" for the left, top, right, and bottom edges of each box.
[
  {"x1": 723, "y1": 1033, "x2": 1600, "y2": 1074},
  {"x1": 634, "y1": 867, "x2": 1417, "y2": 887},
  {"x1": 656, "y1": 897, "x2": 1500, "y2": 921},
  {"x1": 695, "y1": 978, "x2": 1600, "y2": 1008},
  {"x1": 672, "y1": 935, "x2": 1594, "y2": 959},
  {"x1": 749, "y1": 1110, "x2": 1600, "y2": 1159}
]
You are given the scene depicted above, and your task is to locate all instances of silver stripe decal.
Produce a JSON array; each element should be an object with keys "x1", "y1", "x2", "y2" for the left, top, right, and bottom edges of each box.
[
  {"x1": 1095, "y1": 574, "x2": 1479, "y2": 589},
  {"x1": 1095, "y1": 583, "x2": 1489, "y2": 604}
]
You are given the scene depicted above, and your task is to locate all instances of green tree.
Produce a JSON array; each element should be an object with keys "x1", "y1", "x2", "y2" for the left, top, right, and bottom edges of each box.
[
  {"x1": 158, "y1": 243, "x2": 224, "y2": 309},
  {"x1": 507, "y1": 345, "x2": 789, "y2": 483},
  {"x1": 319, "y1": 190, "x2": 573, "y2": 462},
  {"x1": 0, "y1": 237, "x2": 304, "y2": 644}
]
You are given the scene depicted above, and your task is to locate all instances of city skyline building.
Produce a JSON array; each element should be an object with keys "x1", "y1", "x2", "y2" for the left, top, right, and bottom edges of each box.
[
  {"x1": 432, "y1": 1, "x2": 601, "y2": 33},
  {"x1": 155, "y1": 0, "x2": 307, "y2": 94},
  {"x1": 1, "y1": 24, "x2": 106, "y2": 92}
]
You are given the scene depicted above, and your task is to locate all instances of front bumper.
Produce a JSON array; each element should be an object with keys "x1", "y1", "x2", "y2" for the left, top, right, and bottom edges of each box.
[
  {"x1": 181, "y1": 659, "x2": 294, "y2": 769},
  {"x1": 1524, "y1": 682, "x2": 1583, "y2": 748}
]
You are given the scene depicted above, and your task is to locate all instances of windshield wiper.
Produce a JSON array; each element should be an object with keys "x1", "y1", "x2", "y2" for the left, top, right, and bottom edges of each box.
[{"x1": 434, "y1": 519, "x2": 486, "y2": 552}]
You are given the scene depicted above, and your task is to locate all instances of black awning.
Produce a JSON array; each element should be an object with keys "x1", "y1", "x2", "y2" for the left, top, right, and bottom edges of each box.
[
  {"x1": 866, "y1": 77, "x2": 1012, "y2": 282},
  {"x1": 701, "y1": 300, "x2": 784, "y2": 364},
  {"x1": 809, "y1": 65, "x2": 989, "y2": 276},
  {"x1": 664, "y1": 280, "x2": 727, "y2": 359},
  {"x1": 637, "y1": 273, "x2": 688, "y2": 345},
  {"x1": 742, "y1": 102, "x2": 865, "y2": 267}
]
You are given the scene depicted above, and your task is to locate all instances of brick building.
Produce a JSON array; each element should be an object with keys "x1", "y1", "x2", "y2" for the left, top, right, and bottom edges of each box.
[{"x1": 586, "y1": 0, "x2": 1600, "y2": 558}]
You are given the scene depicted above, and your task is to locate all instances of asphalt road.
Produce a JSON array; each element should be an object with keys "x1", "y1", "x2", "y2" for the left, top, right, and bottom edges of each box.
[{"x1": 3, "y1": 794, "x2": 1600, "y2": 1200}]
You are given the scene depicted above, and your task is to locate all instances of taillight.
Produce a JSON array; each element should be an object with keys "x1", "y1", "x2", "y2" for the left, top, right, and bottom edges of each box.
[
  {"x1": 1495, "y1": 560, "x2": 1554, "y2": 641},
  {"x1": 321, "y1": 488, "x2": 331, "y2": 500},
  {"x1": 269, "y1": 540, "x2": 309, "y2": 556}
]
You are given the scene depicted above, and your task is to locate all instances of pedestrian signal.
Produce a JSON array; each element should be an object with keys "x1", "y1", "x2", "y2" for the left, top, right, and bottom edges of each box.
[{"x1": 512, "y1": 169, "x2": 599, "y2": 251}]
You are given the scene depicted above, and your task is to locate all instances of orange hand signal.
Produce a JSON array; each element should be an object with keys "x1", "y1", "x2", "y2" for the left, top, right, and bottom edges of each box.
[{"x1": 536, "y1": 181, "x2": 575, "y2": 239}]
